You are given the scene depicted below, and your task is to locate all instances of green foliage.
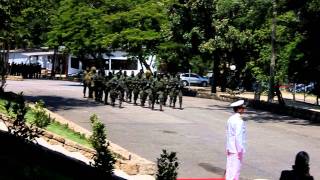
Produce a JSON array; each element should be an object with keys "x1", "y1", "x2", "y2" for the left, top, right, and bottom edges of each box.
[
  {"x1": 156, "y1": 149, "x2": 179, "y2": 180},
  {"x1": 5, "y1": 93, "x2": 41, "y2": 142},
  {"x1": 32, "y1": 100, "x2": 52, "y2": 128},
  {"x1": 89, "y1": 114, "x2": 115, "y2": 176}
]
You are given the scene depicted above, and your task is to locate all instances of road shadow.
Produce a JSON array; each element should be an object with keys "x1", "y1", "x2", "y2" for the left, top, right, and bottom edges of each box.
[
  {"x1": 244, "y1": 109, "x2": 320, "y2": 126},
  {"x1": 61, "y1": 84, "x2": 83, "y2": 87},
  {"x1": 185, "y1": 104, "x2": 230, "y2": 111},
  {"x1": 23, "y1": 95, "x2": 105, "y2": 111}
]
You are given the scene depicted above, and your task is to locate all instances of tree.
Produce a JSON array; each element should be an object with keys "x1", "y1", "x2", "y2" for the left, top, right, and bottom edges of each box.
[
  {"x1": 101, "y1": 0, "x2": 168, "y2": 72},
  {"x1": 5, "y1": 93, "x2": 41, "y2": 142},
  {"x1": 156, "y1": 150, "x2": 179, "y2": 180},
  {"x1": 89, "y1": 114, "x2": 115, "y2": 176},
  {"x1": 286, "y1": 0, "x2": 320, "y2": 103},
  {"x1": 0, "y1": 0, "x2": 60, "y2": 91},
  {"x1": 47, "y1": 0, "x2": 108, "y2": 68}
]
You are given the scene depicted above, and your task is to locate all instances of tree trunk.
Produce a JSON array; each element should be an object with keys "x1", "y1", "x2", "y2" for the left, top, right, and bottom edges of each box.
[
  {"x1": 254, "y1": 83, "x2": 261, "y2": 101},
  {"x1": 275, "y1": 83, "x2": 285, "y2": 106},
  {"x1": 211, "y1": 57, "x2": 220, "y2": 94},
  {"x1": 138, "y1": 55, "x2": 151, "y2": 72},
  {"x1": 0, "y1": 43, "x2": 9, "y2": 93},
  {"x1": 51, "y1": 48, "x2": 57, "y2": 78}
]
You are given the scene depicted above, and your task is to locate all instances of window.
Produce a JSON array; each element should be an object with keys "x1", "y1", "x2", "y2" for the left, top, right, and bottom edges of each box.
[
  {"x1": 70, "y1": 58, "x2": 80, "y2": 69},
  {"x1": 111, "y1": 59, "x2": 138, "y2": 70}
]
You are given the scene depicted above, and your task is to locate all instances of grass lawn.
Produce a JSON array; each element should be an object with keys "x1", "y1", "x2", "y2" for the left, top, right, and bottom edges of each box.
[{"x1": 0, "y1": 97, "x2": 91, "y2": 148}]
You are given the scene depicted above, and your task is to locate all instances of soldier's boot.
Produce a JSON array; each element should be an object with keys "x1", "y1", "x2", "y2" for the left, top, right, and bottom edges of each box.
[
  {"x1": 104, "y1": 92, "x2": 109, "y2": 105},
  {"x1": 148, "y1": 98, "x2": 152, "y2": 108},
  {"x1": 179, "y1": 96, "x2": 182, "y2": 109},
  {"x1": 111, "y1": 97, "x2": 115, "y2": 107},
  {"x1": 119, "y1": 100, "x2": 122, "y2": 108},
  {"x1": 160, "y1": 103, "x2": 163, "y2": 111},
  {"x1": 169, "y1": 98, "x2": 173, "y2": 107}
]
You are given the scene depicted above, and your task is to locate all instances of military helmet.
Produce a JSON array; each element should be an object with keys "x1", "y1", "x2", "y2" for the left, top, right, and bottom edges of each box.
[{"x1": 90, "y1": 66, "x2": 97, "y2": 72}]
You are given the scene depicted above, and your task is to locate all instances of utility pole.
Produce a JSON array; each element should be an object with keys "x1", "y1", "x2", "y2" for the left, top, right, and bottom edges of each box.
[{"x1": 268, "y1": 0, "x2": 276, "y2": 103}]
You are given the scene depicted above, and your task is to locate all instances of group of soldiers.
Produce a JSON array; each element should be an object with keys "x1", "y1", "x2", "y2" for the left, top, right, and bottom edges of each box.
[
  {"x1": 82, "y1": 67, "x2": 184, "y2": 111},
  {"x1": 9, "y1": 63, "x2": 42, "y2": 79}
]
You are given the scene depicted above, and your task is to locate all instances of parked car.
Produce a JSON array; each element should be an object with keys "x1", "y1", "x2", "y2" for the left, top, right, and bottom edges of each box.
[{"x1": 180, "y1": 73, "x2": 209, "y2": 87}]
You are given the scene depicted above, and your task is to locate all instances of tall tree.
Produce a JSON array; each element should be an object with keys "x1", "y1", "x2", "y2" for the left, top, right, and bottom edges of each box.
[{"x1": 101, "y1": 0, "x2": 167, "y2": 71}]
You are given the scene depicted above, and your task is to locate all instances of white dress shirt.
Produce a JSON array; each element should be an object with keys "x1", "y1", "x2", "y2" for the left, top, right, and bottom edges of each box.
[{"x1": 226, "y1": 113, "x2": 246, "y2": 154}]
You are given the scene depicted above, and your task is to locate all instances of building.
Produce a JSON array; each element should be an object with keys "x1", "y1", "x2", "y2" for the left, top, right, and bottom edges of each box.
[{"x1": 8, "y1": 50, "x2": 156, "y2": 77}]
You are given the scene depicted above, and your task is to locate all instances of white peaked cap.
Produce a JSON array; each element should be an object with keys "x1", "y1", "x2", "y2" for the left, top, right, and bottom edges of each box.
[{"x1": 230, "y1": 100, "x2": 245, "y2": 107}]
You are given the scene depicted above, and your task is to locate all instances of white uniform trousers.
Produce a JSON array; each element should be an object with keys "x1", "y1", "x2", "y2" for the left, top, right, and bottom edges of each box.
[{"x1": 225, "y1": 153, "x2": 242, "y2": 180}]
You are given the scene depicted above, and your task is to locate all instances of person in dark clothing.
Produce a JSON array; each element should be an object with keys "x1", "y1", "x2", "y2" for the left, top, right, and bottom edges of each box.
[{"x1": 280, "y1": 151, "x2": 314, "y2": 180}]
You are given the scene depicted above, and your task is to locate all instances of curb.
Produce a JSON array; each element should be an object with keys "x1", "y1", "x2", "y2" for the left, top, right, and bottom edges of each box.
[
  {"x1": 40, "y1": 107, "x2": 156, "y2": 175},
  {"x1": 196, "y1": 92, "x2": 320, "y2": 123}
]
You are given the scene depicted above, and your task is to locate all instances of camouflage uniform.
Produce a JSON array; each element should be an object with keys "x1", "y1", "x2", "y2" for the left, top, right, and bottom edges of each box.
[
  {"x1": 140, "y1": 73, "x2": 151, "y2": 107},
  {"x1": 109, "y1": 76, "x2": 119, "y2": 107},
  {"x1": 170, "y1": 75, "x2": 184, "y2": 109},
  {"x1": 94, "y1": 70, "x2": 105, "y2": 102},
  {"x1": 88, "y1": 67, "x2": 97, "y2": 99},
  {"x1": 82, "y1": 68, "x2": 91, "y2": 98},
  {"x1": 126, "y1": 71, "x2": 135, "y2": 102},
  {"x1": 133, "y1": 73, "x2": 142, "y2": 105},
  {"x1": 103, "y1": 72, "x2": 113, "y2": 105},
  {"x1": 155, "y1": 75, "x2": 166, "y2": 111}
]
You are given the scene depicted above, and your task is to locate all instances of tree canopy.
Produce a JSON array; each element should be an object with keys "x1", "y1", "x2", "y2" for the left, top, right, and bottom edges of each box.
[{"x1": 2, "y1": 0, "x2": 320, "y2": 98}]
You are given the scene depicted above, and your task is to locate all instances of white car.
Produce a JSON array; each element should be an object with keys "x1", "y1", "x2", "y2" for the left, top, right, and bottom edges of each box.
[{"x1": 180, "y1": 73, "x2": 209, "y2": 87}]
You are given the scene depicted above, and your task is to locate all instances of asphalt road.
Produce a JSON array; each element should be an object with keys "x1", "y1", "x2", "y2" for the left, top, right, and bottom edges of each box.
[{"x1": 6, "y1": 80, "x2": 320, "y2": 179}]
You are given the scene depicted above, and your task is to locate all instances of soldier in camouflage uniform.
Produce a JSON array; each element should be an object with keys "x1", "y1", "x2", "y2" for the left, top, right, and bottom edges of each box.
[
  {"x1": 103, "y1": 72, "x2": 113, "y2": 105},
  {"x1": 162, "y1": 74, "x2": 170, "y2": 106},
  {"x1": 140, "y1": 70, "x2": 152, "y2": 107},
  {"x1": 118, "y1": 71, "x2": 127, "y2": 107},
  {"x1": 169, "y1": 74, "x2": 184, "y2": 109},
  {"x1": 109, "y1": 73, "x2": 120, "y2": 107},
  {"x1": 82, "y1": 67, "x2": 91, "y2": 98},
  {"x1": 156, "y1": 74, "x2": 166, "y2": 111},
  {"x1": 170, "y1": 75, "x2": 183, "y2": 109},
  {"x1": 126, "y1": 71, "x2": 135, "y2": 102},
  {"x1": 94, "y1": 69, "x2": 105, "y2": 102},
  {"x1": 88, "y1": 67, "x2": 97, "y2": 99},
  {"x1": 133, "y1": 70, "x2": 143, "y2": 105},
  {"x1": 148, "y1": 72, "x2": 158, "y2": 110}
]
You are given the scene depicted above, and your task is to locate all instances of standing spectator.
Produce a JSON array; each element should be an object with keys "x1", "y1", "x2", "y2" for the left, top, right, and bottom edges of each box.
[
  {"x1": 280, "y1": 151, "x2": 314, "y2": 180},
  {"x1": 225, "y1": 99, "x2": 246, "y2": 180}
]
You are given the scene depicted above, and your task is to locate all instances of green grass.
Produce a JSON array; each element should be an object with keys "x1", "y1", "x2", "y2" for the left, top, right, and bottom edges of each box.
[
  {"x1": 46, "y1": 121, "x2": 91, "y2": 147},
  {"x1": 0, "y1": 97, "x2": 92, "y2": 148}
]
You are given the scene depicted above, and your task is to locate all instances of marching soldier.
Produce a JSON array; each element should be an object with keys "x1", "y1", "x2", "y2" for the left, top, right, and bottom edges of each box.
[
  {"x1": 126, "y1": 71, "x2": 135, "y2": 102},
  {"x1": 104, "y1": 72, "x2": 113, "y2": 105},
  {"x1": 109, "y1": 73, "x2": 119, "y2": 107},
  {"x1": 156, "y1": 74, "x2": 166, "y2": 111},
  {"x1": 140, "y1": 70, "x2": 152, "y2": 107},
  {"x1": 88, "y1": 67, "x2": 96, "y2": 99},
  {"x1": 94, "y1": 69, "x2": 105, "y2": 102},
  {"x1": 133, "y1": 71, "x2": 143, "y2": 105},
  {"x1": 82, "y1": 67, "x2": 91, "y2": 98}
]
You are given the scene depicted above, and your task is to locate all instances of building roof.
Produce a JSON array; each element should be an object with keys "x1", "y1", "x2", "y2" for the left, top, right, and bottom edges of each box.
[{"x1": 21, "y1": 51, "x2": 55, "y2": 57}]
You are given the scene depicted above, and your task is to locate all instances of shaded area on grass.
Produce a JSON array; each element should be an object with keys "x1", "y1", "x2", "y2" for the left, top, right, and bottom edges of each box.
[
  {"x1": 0, "y1": 131, "x2": 122, "y2": 180},
  {"x1": 0, "y1": 94, "x2": 92, "y2": 147},
  {"x1": 23, "y1": 95, "x2": 104, "y2": 111}
]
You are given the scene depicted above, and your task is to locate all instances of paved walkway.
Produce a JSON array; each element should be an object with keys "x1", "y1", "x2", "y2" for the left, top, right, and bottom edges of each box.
[
  {"x1": 192, "y1": 87, "x2": 320, "y2": 112},
  {"x1": 6, "y1": 80, "x2": 320, "y2": 179}
]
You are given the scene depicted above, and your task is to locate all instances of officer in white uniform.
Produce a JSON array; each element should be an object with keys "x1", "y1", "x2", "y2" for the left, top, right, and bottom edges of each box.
[{"x1": 225, "y1": 100, "x2": 246, "y2": 180}]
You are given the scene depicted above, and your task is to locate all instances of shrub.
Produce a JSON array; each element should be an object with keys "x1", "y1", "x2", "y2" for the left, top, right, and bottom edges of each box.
[
  {"x1": 89, "y1": 114, "x2": 115, "y2": 176},
  {"x1": 5, "y1": 93, "x2": 41, "y2": 142},
  {"x1": 156, "y1": 150, "x2": 179, "y2": 180},
  {"x1": 33, "y1": 100, "x2": 51, "y2": 128}
]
